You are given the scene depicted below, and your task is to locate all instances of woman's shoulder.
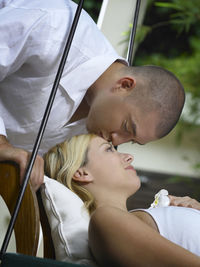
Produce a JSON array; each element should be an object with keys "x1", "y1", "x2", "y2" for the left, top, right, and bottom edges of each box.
[
  {"x1": 89, "y1": 206, "x2": 145, "y2": 232},
  {"x1": 90, "y1": 206, "x2": 127, "y2": 223},
  {"x1": 88, "y1": 206, "x2": 150, "y2": 266},
  {"x1": 131, "y1": 209, "x2": 159, "y2": 232}
]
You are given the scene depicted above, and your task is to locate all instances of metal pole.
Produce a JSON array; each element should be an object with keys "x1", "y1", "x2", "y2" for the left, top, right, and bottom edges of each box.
[
  {"x1": 0, "y1": 0, "x2": 84, "y2": 259},
  {"x1": 114, "y1": 0, "x2": 141, "y2": 152},
  {"x1": 126, "y1": 0, "x2": 141, "y2": 65}
]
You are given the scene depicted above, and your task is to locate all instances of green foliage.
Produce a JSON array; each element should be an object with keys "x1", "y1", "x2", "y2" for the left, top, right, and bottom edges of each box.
[
  {"x1": 133, "y1": 0, "x2": 200, "y2": 175},
  {"x1": 73, "y1": 0, "x2": 102, "y2": 22},
  {"x1": 155, "y1": 0, "x2": 200, "y2": 33},
  {"x1": 134, "y1": 0, "x2": 200, "y2": 126},
  {"x1": 121, "y1": 24, "x2": 152, "y2": 47},
  {"x1": 136, "y1": 36, "x2": 200, "y2": 96}
]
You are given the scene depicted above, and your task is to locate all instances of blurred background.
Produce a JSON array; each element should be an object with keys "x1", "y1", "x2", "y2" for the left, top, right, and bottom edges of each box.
[
  {"x1": 74, "y1": 0, "x2": 200, "y2": 208},
  {"x1": 1, "y1": 0, "x2": 200, "y2": 256}
]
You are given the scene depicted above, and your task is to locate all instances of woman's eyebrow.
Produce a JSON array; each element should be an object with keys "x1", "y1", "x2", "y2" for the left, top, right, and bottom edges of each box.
[{"x1": 99, "y1": 142, "x2": 110, "y2": 147}]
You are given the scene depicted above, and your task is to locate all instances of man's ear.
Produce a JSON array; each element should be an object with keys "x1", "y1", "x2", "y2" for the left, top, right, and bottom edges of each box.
[
  {"x1": 112, "y1": 77, "x2": 136, "y2": 94},
  {"x1": 73, "y1": 168, "x2": 93, "y2": 183}
]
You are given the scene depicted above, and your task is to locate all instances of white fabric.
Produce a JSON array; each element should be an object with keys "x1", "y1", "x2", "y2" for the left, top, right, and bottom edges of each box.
[
  {"x1": 0, "y1": 0, "x2": 125, "y2": 155},
  {"x1": 0, "y1": 117, "x2": 6, "y2": 137},
  {"x1": 41, "y1": 176, "x2": 97, "y2": 266},
  {"x1": 132, "y1": 206, "x2": 200, "y2": 256},
  {"x1": 41, "y1": 177, "x2": 200, "y2": 263}
]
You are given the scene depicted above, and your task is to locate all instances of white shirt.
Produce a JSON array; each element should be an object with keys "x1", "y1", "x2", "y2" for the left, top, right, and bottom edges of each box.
[
  {"x1": 0, "y1": 0, "x2": 125, "y2": 155},
  {"x1": 132, "y1": 206, "x2": 200, "y2": 256}
]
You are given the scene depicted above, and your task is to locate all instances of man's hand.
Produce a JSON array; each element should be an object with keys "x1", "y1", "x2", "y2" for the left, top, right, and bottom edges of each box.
[
  {"x1": 0, "y1": 135, "x2": 44, "y2": 191},
  {"x1": 169, "y1": 195, "x2": 200, "y2": 210}
]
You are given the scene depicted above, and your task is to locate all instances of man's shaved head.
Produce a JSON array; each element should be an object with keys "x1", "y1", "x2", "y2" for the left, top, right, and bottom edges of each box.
[{"x1": 123, "y1": 65, "x2": 185, "y2": 138}]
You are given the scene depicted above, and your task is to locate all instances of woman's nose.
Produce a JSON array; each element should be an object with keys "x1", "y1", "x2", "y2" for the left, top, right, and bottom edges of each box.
[{"x1": 121, "y1": 153, "x2": 134, "y2": 163}]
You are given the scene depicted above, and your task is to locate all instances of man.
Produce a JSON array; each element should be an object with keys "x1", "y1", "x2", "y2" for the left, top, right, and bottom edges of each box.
[{"x1": 0, "y1": 0, "x2": 185, "y2": 190}]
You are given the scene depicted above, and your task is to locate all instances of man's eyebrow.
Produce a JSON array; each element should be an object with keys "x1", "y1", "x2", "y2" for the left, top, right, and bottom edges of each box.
[
  {"x1": 130, "y1": 119, "x2": 145, "y2": 145},
  {"x1": 131, "y1": 120, "x2": 144, "y2": 146},
  {"x1": 131, "y1": 119, "x2": 137, "y2": 137}
]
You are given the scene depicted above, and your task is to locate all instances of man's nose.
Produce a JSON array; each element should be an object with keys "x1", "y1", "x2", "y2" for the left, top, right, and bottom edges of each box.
[{"x1": 111, "y1": 133, "x2": 131, "y2": 146}]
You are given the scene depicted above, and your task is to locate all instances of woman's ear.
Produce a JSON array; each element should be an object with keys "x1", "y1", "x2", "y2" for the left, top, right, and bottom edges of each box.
[{"x1": 73, "y1": 168, "x2": 93, "y2": 183}]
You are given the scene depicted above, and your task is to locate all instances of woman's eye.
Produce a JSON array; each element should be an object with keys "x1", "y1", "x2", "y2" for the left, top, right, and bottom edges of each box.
[{"x1": 106, "y1": 145, "x2": 114, "y2": 152}]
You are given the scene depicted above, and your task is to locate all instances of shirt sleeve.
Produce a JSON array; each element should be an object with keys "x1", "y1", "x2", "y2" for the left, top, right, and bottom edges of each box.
[
  {"x1": 0, "y1": 5, "x2": 53, "y2": 82},
  {"x1": 0, "y1": 5, "x2": 56, "y2": 139},
  {"x1": 0, "y1": 117, "x2": 7, "y2": 137}
]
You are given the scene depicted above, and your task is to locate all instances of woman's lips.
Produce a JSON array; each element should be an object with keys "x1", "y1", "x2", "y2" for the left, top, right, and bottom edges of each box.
[{"x1": 126, "y1": 165, "x2": 136, "y2": 173}]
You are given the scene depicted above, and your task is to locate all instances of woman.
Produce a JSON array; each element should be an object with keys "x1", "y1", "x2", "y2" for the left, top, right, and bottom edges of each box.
[{"x1": 44, "y1": 134, "x2": 200, "y2": 267}]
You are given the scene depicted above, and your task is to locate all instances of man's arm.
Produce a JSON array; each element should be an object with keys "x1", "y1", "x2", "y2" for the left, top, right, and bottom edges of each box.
[
  {"x1": 0, "y1": 5, "x2": 50, "y2": 191},
  {"x1": 169, "y1": 195, "x2": 200, "y2": 210},
  {"x1": 89, "y1": 206, "x2": 200, "y2": 267},
  {"x1": 0, "y1": 135, "x2": 44, "y2": 191}
]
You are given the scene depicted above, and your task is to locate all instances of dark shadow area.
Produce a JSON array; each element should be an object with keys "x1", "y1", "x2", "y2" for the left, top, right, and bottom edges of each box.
[{"x1": 127, "y1": 170, "x2": 200, "y2": 210}]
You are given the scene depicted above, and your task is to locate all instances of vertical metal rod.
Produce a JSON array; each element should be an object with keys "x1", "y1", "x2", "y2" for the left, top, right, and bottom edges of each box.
[
  {"x1": 126, "y1": 0, "x2": 141, "y2": 65},
  {"x1": 0, "y1": 0, "x2": 84, "y2": 259},
  {"x1": 115, "y1": 0, "x2": 141, "y2": 152}
]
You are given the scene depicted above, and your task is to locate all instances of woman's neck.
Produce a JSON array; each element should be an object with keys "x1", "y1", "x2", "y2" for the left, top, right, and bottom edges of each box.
[{"x1": 95, "y1": 195, "x2": 128, "y2": 212}]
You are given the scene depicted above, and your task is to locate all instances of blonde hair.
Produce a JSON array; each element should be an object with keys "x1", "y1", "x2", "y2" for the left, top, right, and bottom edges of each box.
[{"x1": 44, "y1": 134, "x2": 97, "y2": 214}]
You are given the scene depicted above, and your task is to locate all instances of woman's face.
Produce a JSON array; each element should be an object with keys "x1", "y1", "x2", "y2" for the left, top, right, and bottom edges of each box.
[{"x1": 85, "y1": 136, "x2": 141, "y2": 196}]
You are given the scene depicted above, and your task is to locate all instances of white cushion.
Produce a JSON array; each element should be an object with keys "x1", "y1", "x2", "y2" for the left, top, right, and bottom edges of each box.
[{"x1": 40, "y1": 176, "x2": 97, "y2": 266}]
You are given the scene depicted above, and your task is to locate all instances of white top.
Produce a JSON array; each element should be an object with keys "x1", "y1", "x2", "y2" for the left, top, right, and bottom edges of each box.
[
  {"x1": 131, "y1": 206, "x2": 200, "y2": 256},
  {"x1": 0, "y1": 0, "x2": 125, "y2": 155}
]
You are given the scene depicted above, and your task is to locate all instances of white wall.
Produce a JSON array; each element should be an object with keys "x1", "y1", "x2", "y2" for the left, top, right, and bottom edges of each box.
[
  {"x1": 0, "y1": 195, "x2": 43, "y2": 257},
  {"x1": 0, "y1": 196, "x2": 16, "y2": 253},
  {"x1": 118, "y1": 126, "x2": 200, "y2": 178},
  {"x1": 98, "y1": 0, "x2": 147, "y2": 58}
]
